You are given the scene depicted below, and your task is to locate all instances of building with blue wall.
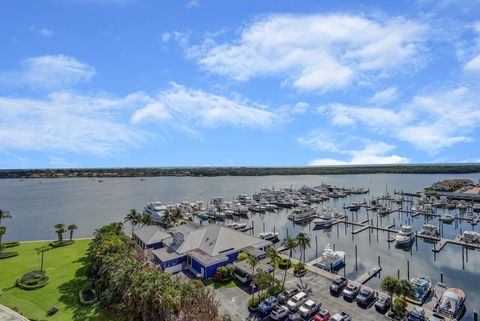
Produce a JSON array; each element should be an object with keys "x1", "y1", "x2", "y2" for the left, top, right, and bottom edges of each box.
[{"x1": 134, "y1": 223, "x2": 272, "y2": 279}]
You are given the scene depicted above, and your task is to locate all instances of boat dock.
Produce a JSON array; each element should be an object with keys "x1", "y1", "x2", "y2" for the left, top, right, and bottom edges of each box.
[{"x1": 354, "y1": 266, "x2": 382, "y2": 284}]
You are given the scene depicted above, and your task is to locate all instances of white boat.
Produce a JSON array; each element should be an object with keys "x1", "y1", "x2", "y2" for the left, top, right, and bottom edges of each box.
[
  {"x1": 461, "y1": 230, "x2": 479, "y2": 243},
  {"x1": 143, "y1": 201, "x2": 166, "y2": 223},
  {"x1": 312, "y1": 244, "x2": 345, "y2": 271},
  {"x1": 226, "y1": 222, "x2": 247, "y2": 230},
  {"x1": 434, "y1": 286, "x2": 466, "y2": 319},
  {"x1": 420, "y1": 224, "x2": 439, "y2": 237},
  {"x1": 395, "y1": 225, "x2": 415, "y2": 246},
  {"x1": 288, "y1": 206, "x2": 316, "y2": 223},
  {"x1": 313, "y1": 213, "x2": 333, "y2": 228},
  {"x1": 378, "y1": 206, "x2": 390, "y2": 216},
  {"x1": 411, "y1": 204, "x2": 423, "y2": 213},
  {"x1": 439, "y1": 214, "x2": 455, "y2": 223},
  {"x1": 259, "y1": 231, "x2": 279, "y2": 241}
]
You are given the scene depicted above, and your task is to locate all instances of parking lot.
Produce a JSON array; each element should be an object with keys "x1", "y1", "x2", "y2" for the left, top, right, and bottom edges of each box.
[{"x1": 215, "y1": 269, "x2": 390, "y2": 321}]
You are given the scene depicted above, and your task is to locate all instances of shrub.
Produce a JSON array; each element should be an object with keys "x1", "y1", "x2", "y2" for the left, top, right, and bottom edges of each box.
[
  {"x1": 390, "y1": 297, "x2": 408, "y2": 319},
  {"x1": 16, "y1": 271, "x2": 49, "y2": 290},
  {"x1": 215, "y1": 264, "x2": 235, "y2": 282},
  {"x1": 278, "y1": 259, "x2": 291, "y2": 270},
  {"x1": 79, "y1": 288, "x2": 98, "y2": 305},
  {"x1": 248, "y1": 297, "x2": 260, "y2": 308},
  {"x1": 237, "y1": 252, "x2": 249, "y2": 261},
  {"x1": 50, "y1": 240, "x2": 75, "y2": 248},
  {"x1": 0, "y1": 252, "x2": 19, "y2": 259}
]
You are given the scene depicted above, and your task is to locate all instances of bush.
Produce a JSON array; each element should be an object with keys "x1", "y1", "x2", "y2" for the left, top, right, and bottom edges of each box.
[
  {"x1": 50, "y1": 240, "x2": 75, "y2": 248},
  {"x1": 390, "y1": 297, "x2": 408, "y2": 319},
  {"x1": 215, "y1": 264, "x2": 235, "y2": 282},
  {"x1": 278, "y1": 259, "x2": 291, "y2": 270},
  {"x1": 79, "y1": 288, "x2": 98, "y2": 305},
  {"x1": 237, "y1": 252, "x2": 249, "y2": 261},
  {"x1": 2, "y1": 241, "x2": 20, "y2": 248},
  {"x1": 0, "y1": 252, "x2": 19, "y2": 259},
  {"x1": 16, "y1": 271, "x2": 49, "y2": 290},
  {"x1": 248, "y1": 297, "x2": 260, "y2": 309}
]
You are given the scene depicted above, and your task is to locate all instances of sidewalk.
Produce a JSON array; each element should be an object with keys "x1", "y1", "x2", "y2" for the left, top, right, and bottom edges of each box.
[{"x1": 0, "y1": 305, "x2": 29, "y2": 321}]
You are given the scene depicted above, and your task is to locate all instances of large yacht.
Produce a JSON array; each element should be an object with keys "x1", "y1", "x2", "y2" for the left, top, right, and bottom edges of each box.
[
  {"x1": 312, "y1": 244, "x2": 345, "y2": 271},
  {"x1": 313, "y1": 212, "x2": 333, "y2": 228},
  {"x1": 395, "y1": 225, "x2": 415, "y2": 246},
  {"x1": 288, "y1": 206, "x2": 316, "y2": 223},
  {"x1": 143, "y1": 201, "x2": 166, "y2": 223}
]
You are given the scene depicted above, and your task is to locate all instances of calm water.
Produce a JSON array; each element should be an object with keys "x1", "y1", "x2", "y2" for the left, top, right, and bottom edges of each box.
[{"x1": 1, "y1": 173, "x2": 479, "y2": 319}]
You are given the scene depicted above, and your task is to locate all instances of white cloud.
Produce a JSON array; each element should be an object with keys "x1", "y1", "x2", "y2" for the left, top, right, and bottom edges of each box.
[
  {"x1": 161, "y1": 31, "x2": 190, "y2": 47},
  {"x1": 369, "y1": 87, "x2": 399, "y2": 104},
  {"x1": 186, "y1": 0, "x2": 199, "y2": 8},
  {"x1": 190, "y1": 14, "x2": 427, "y2": 92},
  {"x1": 132, "y1": 83, "x2": 281, "y2": 135},
  {"x1": 0, "y1": 55, "x2": 95, "y2": 89},
  {"x1": 31, "y1": 27, "x2": 53, "y2": 37},
  {"x1": 309, "y1": 142, "x2": 409, "y2": 165},
  {"x1": 464, "y1": 54, "x2": 480, "y2": 71},
  {"x1": 320, "y1": 86, "x2": 480, "y2": 154},
  {"x1": 0, "y1": 91, "x2": 148, "y2": 155}
]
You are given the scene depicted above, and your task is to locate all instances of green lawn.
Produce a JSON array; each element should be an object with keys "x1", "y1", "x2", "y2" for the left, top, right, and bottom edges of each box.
[
  {"x1": 0, "y1": 240, "x2": 118, "y2": 321},
  {"x1": 202, "y1": 278, "x2": 242, "y2": 289}
]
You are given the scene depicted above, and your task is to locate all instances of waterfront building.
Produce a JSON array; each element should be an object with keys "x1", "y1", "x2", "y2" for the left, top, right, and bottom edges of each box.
[{"x1": 133, "y1": 223, "x2": 272, "y2": 278}]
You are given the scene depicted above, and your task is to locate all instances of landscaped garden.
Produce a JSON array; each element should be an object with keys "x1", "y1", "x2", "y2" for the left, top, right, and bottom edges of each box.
[{"x1": 0, "y1": 240, "x2": 117, "y2": 321}]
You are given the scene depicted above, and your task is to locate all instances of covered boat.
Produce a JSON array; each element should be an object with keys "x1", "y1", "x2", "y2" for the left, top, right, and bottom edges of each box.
[{"x1": 434, "y1": 287, "x2": 466, "y2": 319}]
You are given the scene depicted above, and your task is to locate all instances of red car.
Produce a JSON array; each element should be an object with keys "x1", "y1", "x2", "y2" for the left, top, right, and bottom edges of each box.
[{"x1": 314, "y1": 309, "x2": 330, "y2": 321}]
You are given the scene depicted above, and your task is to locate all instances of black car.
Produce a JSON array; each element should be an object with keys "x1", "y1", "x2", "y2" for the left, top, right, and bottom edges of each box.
[
  {"x1": 329, "y1": 277, "x2": 348, "y2": 296},
  {"x1": 356, "y1": 288, "x2": 376, "y2": 308},
  {"x1": 278, "y1": 287, "x2": 300, "y2": 304},
  {"x1": 374, "y1": 295, "x2": 391, "y2": 314}
]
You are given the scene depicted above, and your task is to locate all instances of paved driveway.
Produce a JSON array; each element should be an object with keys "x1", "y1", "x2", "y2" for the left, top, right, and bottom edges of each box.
[{"x1": 0, "y1": 305, "x2": 29, "y2": 321}]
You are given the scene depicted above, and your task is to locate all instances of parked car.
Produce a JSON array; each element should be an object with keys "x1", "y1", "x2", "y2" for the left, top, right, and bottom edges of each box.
[
  {"x1": 314, "y1": 309, "x2": 331, "y2": 321},
  {"x1": 286, "y1": 291, "x2": 308, "y2": 311},
  {"x1": 330, "y1": 312, "x2": 351, "y2": 321},
  {"x1": 330, "y1": 277, "x2": 348, "y2": 296},
  {"x1": 278, "y1": 287, "x2": 300, "y2": 304},
  {"x1": 408, "y1": 307, "x2": 425, "y2": 321},
  {"x1": 298, "y1": 299, "x2": 321, "y2": 318},
  {"x1": 356, "y1": 288, "x2": 376, "y2": 308},
  {"x1": 342, "y1": 283, "x2": 360, "y2": 301},
  {"x1": 270, "y1": 305, "x2": 290, "y2": 320},
  {"x1": 374, "y1": 295, "x2": 391, "y2": 314},
  {"x1": 286, "y1": 312, "x2": 302, "y2": 321},
  {"x1": 258, "y1": 296, "x2": 279, "y2": 314}
]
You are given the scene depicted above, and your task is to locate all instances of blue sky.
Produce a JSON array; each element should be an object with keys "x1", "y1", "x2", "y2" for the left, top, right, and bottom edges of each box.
[{"x1": 1, "y1": 0, "x2": 480, "y2": 168}]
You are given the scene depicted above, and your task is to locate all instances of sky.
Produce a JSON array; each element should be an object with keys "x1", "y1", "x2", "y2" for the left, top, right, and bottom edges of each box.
[{"x1": 1, "y1": 0, "x2": 480, "y2": 169}]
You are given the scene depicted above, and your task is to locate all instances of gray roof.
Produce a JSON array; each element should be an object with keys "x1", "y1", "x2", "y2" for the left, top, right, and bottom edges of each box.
[
  {"x1": 164, "y1": 224, "x2": 270, "y2": 257},
  {"x1": 233, "y1": 259, "x2": 274, "y2": 276},
  {"x1": 189, "y1": 249, "x2": 228, "y2": 266},
  {"x1": 133, "y1": 225, "x2": 170, "y2": 245},
  {"x1": 151, "y1": 247, "x2": 184, "y2": 262}
]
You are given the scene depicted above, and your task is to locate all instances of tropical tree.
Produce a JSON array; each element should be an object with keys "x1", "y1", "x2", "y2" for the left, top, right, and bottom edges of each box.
[
  {"x1": 296, "y1": 232, "x2": 311, "y2": 263},
  {"x1": 124, "y1": 209, "x2": 142, "y2": 235},
  {"x1": 381, "y1": 276, "x2": 399, "y2": 299},
  {"x1": 0, "y1": 209, "x2": 11, "y2": 226},
  {"x1": 391, "y1": 297, "x2": 408, "y2": 319},
  {"x1": 281, "y1": 236, "x2": 298, "y2": 289},
  {"x1": 247, "y1": 255, "x2": 258, "y2": 303},
  {"x1": 0, "y1": 226, "x2": 6, "y2": 253},
  {"x1": 266, "y1": 247, "x2": 279, "y2": 280},
  {"x1": 54, "y1": 223, "x2": 66, "y2": 243},
  {"x1": 67, "y1": 224, "x2": 78, "y2": 241},
  {"x1": 141, "y1": 213, "x2": 155, "y2": 226},
  {"x1": 35, "y1": 245, "x2": 51, "y2": 275},
  {"x1": 397, "y1": 279, "x2": 415, "y2": 298}
]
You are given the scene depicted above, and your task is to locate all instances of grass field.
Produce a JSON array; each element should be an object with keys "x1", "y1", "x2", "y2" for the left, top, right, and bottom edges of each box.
[{"x1": 0, "y1": 240, "x2": 117, "y2": 321}]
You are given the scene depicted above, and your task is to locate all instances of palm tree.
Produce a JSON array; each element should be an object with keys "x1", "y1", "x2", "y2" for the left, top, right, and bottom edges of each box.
[
  {"x1": 296, "y1": 232, "x2": 311, "y2": 263},
  {"x1": 281, "y1": 236, "x2": 298, "y2": 289},
  {"x1": 35, "y1": 246, "x2": 51, "y2": 275},
  {"x1": 0, "y1": 226, "x2": 6, "y2": 253},
  {"x1": 67, "y1": 224, "x2": 78, "y2": 241},
  {"x1": 0, "y1": 209, "x2": 11, "y2": 226},
  {"x1": 54, "y1": 223, "x2": 66, "y2": 243},
  {"x1": 381, "y1": 276, "x2": 399, "y2": 299},
  {"x1": 266, "y1": 247, "x2": 279, "y2": 280},
  {"x1": 247, "y1": 255, "x2": 258, "y2": 303},
  {"x1": 141, "y1": 213, "x2": 154, "y2": 226},
  {"x1": 124, "y1": 209, "x2": 142, "y2": 235},
  {"x1": 397, "y1": 279, "x2": 415, "y2": 298}
]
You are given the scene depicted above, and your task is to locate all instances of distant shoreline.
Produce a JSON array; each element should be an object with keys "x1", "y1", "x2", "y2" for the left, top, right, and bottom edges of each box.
[{"x1": 1, "y1": 164, "x2": 480, "y2": 179}]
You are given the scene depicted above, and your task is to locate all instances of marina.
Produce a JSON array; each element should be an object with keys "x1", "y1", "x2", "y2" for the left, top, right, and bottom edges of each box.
[{"x1": 1, "y1": 174, "x2": 480, "y2": 320}]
